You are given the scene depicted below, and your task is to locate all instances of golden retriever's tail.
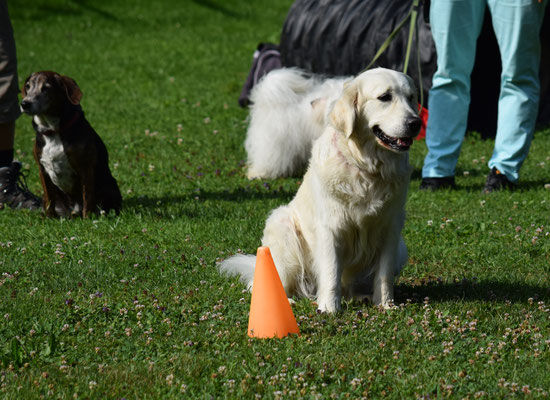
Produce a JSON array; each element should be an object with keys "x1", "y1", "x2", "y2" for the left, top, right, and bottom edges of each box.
[{"x1": 218, "y1": 254, "x2": 256, "y2": 290}]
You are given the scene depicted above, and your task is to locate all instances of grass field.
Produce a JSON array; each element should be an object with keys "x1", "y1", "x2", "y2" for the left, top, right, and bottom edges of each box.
[{"x1": 1, "y1": 0, "x2": 550, "y2": 398}]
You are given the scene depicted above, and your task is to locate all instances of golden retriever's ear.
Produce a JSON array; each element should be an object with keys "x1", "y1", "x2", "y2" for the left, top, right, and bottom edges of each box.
[
  {"x1": 329, "y1": 84, "x2": 358, "y2": 137},
  {"x1": 59, "y1": 75, "x2": 83, "y2": 105}
]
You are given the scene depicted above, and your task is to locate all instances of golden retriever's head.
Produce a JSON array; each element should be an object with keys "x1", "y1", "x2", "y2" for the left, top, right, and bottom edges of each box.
[{"x1": 329, "y1": 68, "x2": 421, "y2": 153}]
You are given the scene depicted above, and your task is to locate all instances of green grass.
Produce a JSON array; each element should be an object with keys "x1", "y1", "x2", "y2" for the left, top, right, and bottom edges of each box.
[{"x1": 1, "y1": 0, "x2": 550, "y2": 398}]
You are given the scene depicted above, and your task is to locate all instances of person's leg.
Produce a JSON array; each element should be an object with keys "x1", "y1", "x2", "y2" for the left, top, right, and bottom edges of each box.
[
  {"x1": 422, "y1": 0, "x2": 486, "y2": 182},
  {"x1": 0, "y1": 0, "x2": 19, "y2": 168},
  {"x1": 0, "y1": 121, "x2": 15, "y2": 167},
  {"x1": 0, "y1": 1, "x2": 41, "y2": 210},
  {"x1": 486, "y1": 0, "x2": 548, "y2": 184}
]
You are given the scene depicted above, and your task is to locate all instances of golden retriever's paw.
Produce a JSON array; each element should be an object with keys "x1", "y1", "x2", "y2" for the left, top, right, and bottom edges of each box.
[
  {"x1": 380, "y1": 300, "x2": 397, "y2": 310},
  {"x1": 315, "y1": 297, "x2": 341, "y2": 314},
  {"x1": 355, "y1": 294, "x2": 396, "y2": 310},
  {"x1": 353, "y1": 294, "x2": 372, "y2": 303},
  {"x1": 246, "y1": 167, "x2": 271, "y2": 180},
  {"x1": 246, "y1": 171, "x2": 261, "y2": 180}
]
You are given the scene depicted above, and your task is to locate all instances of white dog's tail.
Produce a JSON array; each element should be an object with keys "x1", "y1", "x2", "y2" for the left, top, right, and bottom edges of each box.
[
  {"x1": 250, "y1": 68, "x2": 320, "y2": 107},
  {"x1": 218, "y1": 254, "x2": 256, "y2": 290}
]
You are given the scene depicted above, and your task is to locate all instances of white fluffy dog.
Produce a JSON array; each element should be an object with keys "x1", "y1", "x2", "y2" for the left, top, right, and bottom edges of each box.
[
  {"x1": 245, "y1": 68, "x2": 345, "y2": 179},
  {"x1": 223, "y1": 68, "x2": 422, "y2": 312}
]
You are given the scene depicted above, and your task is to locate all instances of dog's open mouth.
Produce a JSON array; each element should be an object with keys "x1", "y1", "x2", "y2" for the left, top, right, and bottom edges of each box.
[{"x1": 372, "y1": 126, "x2": 413, "y2": 152}]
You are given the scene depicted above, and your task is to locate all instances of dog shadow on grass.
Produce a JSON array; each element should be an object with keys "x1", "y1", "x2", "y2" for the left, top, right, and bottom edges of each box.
[
  {"x1": 122, "y1": 186, "x2": 296, "y2": 218},
  {"x1": 395, "y1": 277, "x2": 550, "y2": 304}
]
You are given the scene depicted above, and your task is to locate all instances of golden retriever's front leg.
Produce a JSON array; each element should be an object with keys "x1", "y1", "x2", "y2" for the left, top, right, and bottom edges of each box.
[
  {"x1": 372, "y1": 236, "x2": 407, "y2": 309},
  {"x1": 372, "y1": 271, "x2": 395, "y2": 309},
  {"x1": 314, "y1": 231, "x2": 342, "y2": 313}
]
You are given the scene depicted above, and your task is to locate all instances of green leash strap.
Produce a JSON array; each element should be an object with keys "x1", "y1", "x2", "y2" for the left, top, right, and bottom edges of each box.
[
  {"x1": 362, "y1": 0, "x2": 421, "y2": 72},
  {"x1": 403, "y1": 0, "x2": 420, "y2": 76},
  {"x1": 362, "y1": 9, "x2": 412, "y2": 72},
  {"x1": 361, "y1": 0, "x2": 424, "y2": 108},
  {"x1": 415, "y1": 11, "x2": 424, "y2": 109}
]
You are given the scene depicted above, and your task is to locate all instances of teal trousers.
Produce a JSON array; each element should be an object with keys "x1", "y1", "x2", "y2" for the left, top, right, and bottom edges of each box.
[{"x1": 422, "y1": 0, "x2": 548, "y2": 182}]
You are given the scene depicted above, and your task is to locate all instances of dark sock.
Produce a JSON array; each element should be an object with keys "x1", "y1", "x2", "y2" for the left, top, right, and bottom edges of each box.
[{"x1": 0, "y1": 149, "x2": 14, "y2": 168}]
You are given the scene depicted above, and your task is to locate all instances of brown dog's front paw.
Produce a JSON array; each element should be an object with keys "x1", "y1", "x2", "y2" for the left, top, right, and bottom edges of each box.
[{"x1": 45, "y1": 204, "x2": 57, "y2": 218}]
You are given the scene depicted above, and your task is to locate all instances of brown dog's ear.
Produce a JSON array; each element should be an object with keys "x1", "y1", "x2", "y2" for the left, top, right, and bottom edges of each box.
[
  {"x1": 60, "y1": 76, "x2": 83, "y2": 105},
  {"x1": 21, "y1": 76, "x2": 31, "y2": 97},
  {"x1": 329, "y1": 82, "x2": 358, "y2": 137}
]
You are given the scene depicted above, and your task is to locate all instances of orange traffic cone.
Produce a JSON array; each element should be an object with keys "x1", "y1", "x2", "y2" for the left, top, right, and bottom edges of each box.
[{"x1": 247, "y1": 246, "x2": 300, "y2": 338}]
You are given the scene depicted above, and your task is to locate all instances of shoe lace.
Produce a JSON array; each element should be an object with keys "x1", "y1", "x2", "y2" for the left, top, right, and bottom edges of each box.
[
  {"x1": 7, "y1": 166, "x2": 40, "y2": 205},
  {"x1": 15, "y1": 168, "x2": 34, "y2": 196}
]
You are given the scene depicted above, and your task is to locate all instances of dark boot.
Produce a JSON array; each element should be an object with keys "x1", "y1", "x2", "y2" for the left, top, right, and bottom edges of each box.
[{"x1": 0, "y1": 161, "x2": 42, "y2": 210}]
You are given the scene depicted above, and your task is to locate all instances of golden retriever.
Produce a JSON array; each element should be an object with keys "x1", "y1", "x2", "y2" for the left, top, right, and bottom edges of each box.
[{"x1": 222, "y1": 68, "x2": 421, "y2": 312}]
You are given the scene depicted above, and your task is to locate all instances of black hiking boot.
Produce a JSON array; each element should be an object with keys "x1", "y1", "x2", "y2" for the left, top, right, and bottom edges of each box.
[
  {"x1": 419, "y1": 176, "x2": 456, "y2": 191},
  {"x1": 0, "y1": 161, "x2": 42, "y2": 210},
  {"x1": 482, "y1": 167, "x2": 515, "y2": 193}
]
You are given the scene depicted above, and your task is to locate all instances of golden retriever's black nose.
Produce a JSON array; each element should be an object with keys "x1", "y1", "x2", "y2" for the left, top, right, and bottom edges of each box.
[{"x1": 407, "y1": 116, "x2": 422, "y2": 136}]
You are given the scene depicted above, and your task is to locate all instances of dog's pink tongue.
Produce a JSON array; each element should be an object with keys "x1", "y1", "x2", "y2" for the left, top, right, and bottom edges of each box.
[{"x1": 398, "y1": 138, "x2": 413, "y2": 147}]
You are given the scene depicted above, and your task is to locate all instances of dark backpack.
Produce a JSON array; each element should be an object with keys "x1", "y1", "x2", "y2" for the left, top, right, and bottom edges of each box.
[{"x1": 238, "y1": 43, "x2": 282, "y2": 107}]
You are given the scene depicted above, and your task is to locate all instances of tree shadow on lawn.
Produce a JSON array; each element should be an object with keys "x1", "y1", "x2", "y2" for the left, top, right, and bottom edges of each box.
[
  {"x1": 69, "y1": 0, "x2": 118, "y2": 20},
  {"x1": 122, "y1": 186, "x2": 296, "y2": 217},
  {"x1": 411, "y1": 167, "x2": 486, "y2": 181},
  {"x1": 396, "y1": 276, "x2": 550, "y2": 304},
  {"x1": 455, "y1": 178, "x2": 550, "y2": 193},
  {"x1": 190, "y1": 0, "x2": 243, "y2": 18},
  {"x1": 12, "y1": 0, "x2": 118, "y2": 21},
  {"x1": 411, "y1": 167, "x2": 549, "y2": 192}
]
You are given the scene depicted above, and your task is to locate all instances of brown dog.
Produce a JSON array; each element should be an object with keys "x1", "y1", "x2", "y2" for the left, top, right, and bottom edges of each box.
[{"x1": 21, "y1": 71, "x2": 121, "y2": 218}]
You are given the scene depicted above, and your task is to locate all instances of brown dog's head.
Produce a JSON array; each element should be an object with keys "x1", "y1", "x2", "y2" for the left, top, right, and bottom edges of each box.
[{"x1": 20, "y1": 71, "x2": 82, "y2": 116}]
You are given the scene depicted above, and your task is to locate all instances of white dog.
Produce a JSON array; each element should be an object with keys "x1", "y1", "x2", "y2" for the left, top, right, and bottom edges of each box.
[
  {"x1": 223, "y1": 68, "x2": 422, "y2": 312},
  {"x1": 245, "y1": 68, "x2": 345, "y2": 179}
]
